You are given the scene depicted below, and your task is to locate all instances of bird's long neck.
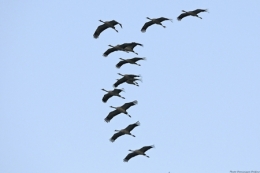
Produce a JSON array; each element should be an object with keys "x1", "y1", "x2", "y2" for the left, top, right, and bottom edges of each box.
[
  {"x1": 182, "y1": 10, "x2": 187, "y2": 13},
  {"x1": 129, "y1": 149, "x2": 134, "y2": 152},
  {"x1": 120, "y1": 58, "x2": 125, "y2": 61},
  {"x1": 99, "y1": 20, "x2": 105, "y2": 23},
  {"x1": 102, "y1": 89, "x2": 108, "y2": 92},
  {"x1": 115, "y1": 130, "x2": 120, "y2": 132},
  {"x1": 108, "y1": 45, "x2": 114, "y2": 48},
  {"x1": 147, "y1": 17, "x2": 152, "y2": 21},
  {"x1": 110, "y1": 106, "x2": 116, "y2": 109},
  {"x1": 118, "y1": 73, "x2": 124, "y2": 76}
]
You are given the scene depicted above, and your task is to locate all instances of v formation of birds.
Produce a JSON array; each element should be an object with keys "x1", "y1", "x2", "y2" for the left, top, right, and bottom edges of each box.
[{"x1": 95, "y1": 9, "x2": 208, "y2": 163}]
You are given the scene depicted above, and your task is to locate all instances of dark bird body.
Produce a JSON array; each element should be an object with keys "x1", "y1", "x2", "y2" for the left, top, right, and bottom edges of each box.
[
  {"x1": 101, "y1": 88, "x2": 125, "y2": 103},
  {"x1": 116, "y1": 57, "x2": 146, "y2": 68},
  {"x1": 141, "y1": 17, "x2": 172, "y2": 32},
  {"x1": 123, "y1": 145, "x2": 155, "y2": 162},
  {"x1": 118, "y1": 42, "x2": 143, "y2": 55},
  {"x1": 113, "y1": 73, "x2": 141, "y2": 88},
  {"x1": 110, "y1": 121, "x2": 140, "y2": 142},
  {"x1": 104, "y1": 100, "x2": 138, "y2": 123},
  {"x1": 177, "y1": 9, "x2": 208, "y2": 21},
  {"x1": 103, "y1": 44, "x2": 129, "y2": 57},
  {"x1": 93, "y1": 20, "x2": 122, "y2": 39}
]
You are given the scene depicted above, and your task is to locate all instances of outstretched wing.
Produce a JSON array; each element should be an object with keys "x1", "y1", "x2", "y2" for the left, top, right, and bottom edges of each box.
[
  {"x1": 113, "y1": 77, "x2": 127, "y2": 88},
  {"x1": 103, "y1": 47, "x2": 118, "y2": 57},
  {"x1": 156, "y1": 17, "x2": 173, "y2": 22},
  {"x1": 109, "y1": 20, "x2": 122, "y2": 28},
  {"x1": 123, "y1": 152, "x2": 139, "y2": 162},
  {"x1": 113, "y1": 88, "x2": 123, "y2": 94},
  {"x1": 104, "y1": 110, "x2": 120, "y2": 123},
  {"x1": 139, "y1": 145, "x2": 155, "y2": 153},
  {"x1": 116, "y1": 60, "x2": 128, "y2": 68},
  {"x1": 125, "y1": 121, "x2": 140, "y2": 132},
  {"x1": 110, "y1": 131, "x2": 124, "y2": 142},
  {"x1": 121, "y1": 100, "x2": 138, "y2": 110},
  {"x1": 177, "y1": 12, "x2": 190, "y2": 21},
  {"x1": 130, "y1": 57, "x2": 146, "y2": 62},
  {"x1": 93, "y1": 24, "x2": 108, "y2": 39},
  {"x1": 102, "y1": 93, "x2": 112, "y2": 103},
  {"x1": 141, "y1": 21, "x2": 154, "y2": 33},
  {"x1": 193, "y1": 9, "x2": 207, "y2": 14}
]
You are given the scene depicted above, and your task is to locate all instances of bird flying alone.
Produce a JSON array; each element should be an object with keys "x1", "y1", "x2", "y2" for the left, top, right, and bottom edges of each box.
[
  {"x1": 177, "y1": 9, "x2": 208, "y2": 21},
  {"x1": 141, "y1": 17, "x2": 173, "y2": 33},
  {"x1": 123, "y1": 145, "x2": 155, "y2": 162},
  {"x1": 93, "y1": 20, "x2": 122, "y2": 39},
  {"x1": 110, "y1": 121, "x2": 140, "y2": 142}
]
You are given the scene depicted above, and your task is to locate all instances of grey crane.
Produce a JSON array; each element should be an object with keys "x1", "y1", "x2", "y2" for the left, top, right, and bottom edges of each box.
[
  {"x1": 110, "y1": 121, "x2": 140, "y2": 142},
  {"x1": 116, "y1": 57, "x2": 146, "y2": 68},
  {"x1": 177, "y1": 9, "x2": 208, "y2": 21},
  {"x1": 123, "y1": 145, "x2": 155, "y2": 162},
  {"x1": 141, "y1": 17, "x2": 173, "y2": 32},
  {"x1": 119, "y1": 42, "x2": 143, "y2": 55},
  {"x1": 93, "y1": 20, "x2": 122, "y2": 39},
  {"x1": 113, "y1": 73, "x2": 141, "y2": 88},
  {"x1": 116, "y1": 78, "x2": 141, "y2": 87},
  {"x1": 101, "y1": 88, "x2": 125, "y2": 103},
  {"x1": 104, "y1": 100, "x2": 138, "y2": 123},
  {"x1": 103, "y1": 44, "x2": 129, "y2": 57}
]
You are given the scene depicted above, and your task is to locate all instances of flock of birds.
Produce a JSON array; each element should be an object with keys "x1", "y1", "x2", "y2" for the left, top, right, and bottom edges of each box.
[{"x1": 94, "y1": 9, "x2": 208, "y2": 163}]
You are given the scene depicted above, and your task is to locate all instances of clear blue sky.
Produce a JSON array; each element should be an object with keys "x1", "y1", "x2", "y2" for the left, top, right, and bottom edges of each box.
[{"x1": 1, "y1": 1, "x2": 260, "y2": 172}]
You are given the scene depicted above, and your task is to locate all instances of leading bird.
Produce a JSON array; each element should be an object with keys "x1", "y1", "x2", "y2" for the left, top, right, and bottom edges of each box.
[{"x1": 177, "y1": 9, "x2": 208, "y2": 21}]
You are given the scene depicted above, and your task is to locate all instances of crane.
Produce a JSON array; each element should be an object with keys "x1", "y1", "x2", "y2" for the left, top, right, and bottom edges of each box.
[
  {"x1": 110, "y1": 121, "x2": 140, "y2": 142},
  {"x1": 123, "y1": 145, "x2": 155, "y2": 162},
  {"x1": 141, "y1": 17, "x2": 172, "y2": 32},
  {"x1": 104, "y1": 100, "x2": 138, "y2": 122},
  {"x1": 93, "y1": 20, "x2": 122, "y2": 38},
  {"x1": 177, "y1": 9, "x2": 208, "y2": 21}
]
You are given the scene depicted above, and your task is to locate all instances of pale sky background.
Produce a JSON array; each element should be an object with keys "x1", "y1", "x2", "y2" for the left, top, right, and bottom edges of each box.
[{"x1": 1, "y1": 1, "x2": 260, "y2": 173}]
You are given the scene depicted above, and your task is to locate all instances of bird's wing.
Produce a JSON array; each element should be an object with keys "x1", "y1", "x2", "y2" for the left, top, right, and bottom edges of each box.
[
  {"x1": 177, "y1": 12, "x2": 190, "y2": 21},
  {"x1": 126, "y1": 74, "x2": 140, "y2": 78},
  {"x1": 123, "y1": 152, "x2": 139, "y2": 162},
  {"x1": 131, "y1": 57, "x2": 145, "y2": 62},
  {"x1": 104, "y1": 110, "x2": 120, "y2": 123},
  {"x1": 113, "y1": 77, "x2": 127, "y2": 88},
  {"x1": 113, "y1": 89, "x2": 123, "y2": 94},
  {"x1": 109, "y1": 20, "x2": 122, "y2": 28},
  {"x1": 121, "y1": 100, "x2": 138, "y2": 110},
  {"x1": 139, "y1": 145, "x2": 155, "y2": 153},
  {"x1": 110, "y1": 131, "x2": 124, "y2": 142},
  {"x1": 141, "y1": 21, "x2": 155, "y2": 33},
  {"x1": 128, "y1": 42, "x2": 143, "y2": 49},
  {"x1": 125, "y1": 121, "x2": 140, "y2": 132},
  {"x1": 157, "y1": 17, "x2": 173, "y2": 22},
  {"x1": 119, "y1": 43, "x2": 131, "y2": 49},
  {"x1": 116, "y1": 60, "x2": 128, "y2": 68},
  {"x1": 193, "y1": 9, "x2": 207, "y2": 14},
  {"x1": 103, "y1": 47, "x2": 118, "y2": 57},
  {"x1": 93, "y1": 24, "x2": 108, "y2": 39},
  {"x1": 102, "y1": 93, "x2": 112, "y2": 103}
]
